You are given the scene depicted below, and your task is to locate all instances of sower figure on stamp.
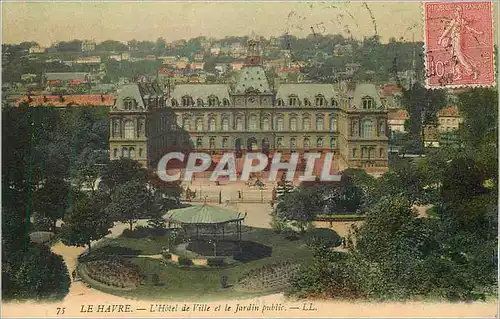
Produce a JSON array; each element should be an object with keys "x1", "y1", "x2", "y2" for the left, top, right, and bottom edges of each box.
[{"x1": 438, "y1": 7, "x2": 483, "y2": 81}]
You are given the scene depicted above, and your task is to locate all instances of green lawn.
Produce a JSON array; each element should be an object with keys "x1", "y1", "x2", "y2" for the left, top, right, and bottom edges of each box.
[{"x1": 82, "y1": 227, "x2": 317, "y2": 301}]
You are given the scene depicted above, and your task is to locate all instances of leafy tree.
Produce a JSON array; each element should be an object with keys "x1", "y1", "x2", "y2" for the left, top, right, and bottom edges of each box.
[
  {"x1": 155, "y1": 37, "x2": 167, "y2": 56},
  {"x1": 276, "y1": 186, "x2": 323, "y2": 233},
  {"x1": 100, "y1": 158, "x2": 148, "y2": 195},
  {"x1": 60, "y1": 192, "x2": 113, "y2": 253},
  {"x1": 106, "y1": 180, "x2": 152, "y2": 230},
  {"x1": 96, "y1": 40, "x2": 127, "y2": 52},
  {"x1": 3, "y1": 243, "x2": 70, "y2": 301},
  {"x1": 33, "y1": 177, "x2": 70, "y2": 232}
]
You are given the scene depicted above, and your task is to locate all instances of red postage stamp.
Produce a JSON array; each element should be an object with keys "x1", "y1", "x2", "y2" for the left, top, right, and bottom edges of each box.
[{"x1": 424, "y1": 1, "x2": 495, "y2": 88}]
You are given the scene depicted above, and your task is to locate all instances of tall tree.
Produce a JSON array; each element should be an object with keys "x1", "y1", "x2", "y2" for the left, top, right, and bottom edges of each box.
[
  {"x1": 100, "y1": 158, "x2": 148, "y2": 195},
  {"x1": 106, "y1": 180, "x2": 152, "y2": 230},
  {"x1": 60, "y1": 192, "x2": 113, "y2": 253}
]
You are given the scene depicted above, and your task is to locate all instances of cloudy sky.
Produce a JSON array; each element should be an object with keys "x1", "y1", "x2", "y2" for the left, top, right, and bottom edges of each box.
[{"x1": 2, "y1": 1, "x2": 436, "y2": 45}]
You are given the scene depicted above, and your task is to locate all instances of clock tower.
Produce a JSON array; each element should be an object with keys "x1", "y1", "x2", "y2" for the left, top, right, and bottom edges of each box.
[{"x1": 244, "y1": 38, "x2": 261, "y2": 66}]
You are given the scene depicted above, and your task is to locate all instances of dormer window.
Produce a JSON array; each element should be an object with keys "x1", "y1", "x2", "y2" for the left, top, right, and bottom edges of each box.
[
  {"x1": 171, "y1": 98, "x2": 178, "y2": 107},
  {"x1": 288, "y1": 95, "x2": 299, "y2": 106},
  {"x1": 197, "y1": 98, "x2": 204, "y2": 107},
  {"x1": 331, "y1": 98, "x2": 338, "y2": 107},
  {"x1": 277, "y1": 99, "x2": 284, "y2": 107},
  {"x1": 182, "y1": 96, "x2": 192, "y2": 107},
  {"x1": 362, "y1": 97, "x2": 374, "y2": 109},
  {"x1": 124, "y1": 98, "x2": 134, "y2": 110},
  {"x1": 304, "y1": 98, "x2": 311, "y2": 106},
  {"x1": 315, "y1": 95, "x2": 325, "y2": 107},
  {"x1": 223, "y1": 98, "x2": 230, "y2": 106},
  {"x1": 208, "y1": 96, "x2": 219, "y2": 107}
]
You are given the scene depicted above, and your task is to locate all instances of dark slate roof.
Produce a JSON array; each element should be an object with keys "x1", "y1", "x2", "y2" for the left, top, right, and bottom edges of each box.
[{"x1": 234, "y1": 66, "x2": 271, "y2": 94}]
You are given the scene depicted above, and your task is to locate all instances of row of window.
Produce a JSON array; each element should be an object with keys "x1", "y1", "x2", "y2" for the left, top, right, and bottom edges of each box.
[
  {"x1": 123, "y1": 97, "x2": 164, "y2": 110},
  {"x1": 113, "y1": 147, "x2": 144, "y2": 159},
  {"x1": 174, "y1": 97, "x2": 231, "y2": 107},
  {"x1": 112, "y1": 119, "x2": 146, "y2": 139},
  {"x1": 277, "y1": 96, "x2": 339, "y2": 107},
  {"x1": 182, "y1": 116, "x2": 339, "y2": 132},
  {"x1": 193, "y1": 137, "x2": 338, "y2": 149},
  {"x1": 352, "y1": 147, "x2": 385, "y2": 159},
  {"x1": 350, "y1": 119, "x2": 386, "y2": 138}
]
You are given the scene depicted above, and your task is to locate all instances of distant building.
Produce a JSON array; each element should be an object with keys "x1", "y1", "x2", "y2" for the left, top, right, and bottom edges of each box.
[
  {"x1": 81, "y1": 40, "x2": 96, "y2": 52},
  {"x1": 190, "y1": 62, "x2": 205, "y2": 70},
  {"x1": 380, "y1": 84, "x2": 403, "y2": 109},
  {"x1": 74, "y1": 56, "x2": 101, "y2": 64},
  {"x1": 387, "y1": 109, "x2": 409, "y2": 136},
  {"x1": 423, "y1": 124, "x2": 440, "y2": 148},
  {"x1": 210, "y1": 46, "x2": 221, "y2": 55},
  {"x1": 29, "y1": 46, "x2": 46, "y2": 54},
  {"x1": 231, "y1": 60, "x2": 245, "y2": 71},
  {"x1": 44, "y1": 72, "x2": 90, "y2": 89},
  {"x1": 438, "y1": 106, "x2": 461, "y2": 133},
  {"x1": 333, "y1": 44, "x2": 353, "y2": 57},
  {"x1": 193, "y1": 52, "x2": 204, "y2": 62},
  {"x1": 16, "y1": 94, "x2": 114, "y2": 108},
  {"x1": 161, "y1": 56, "x2": 178, "y2": 65}
]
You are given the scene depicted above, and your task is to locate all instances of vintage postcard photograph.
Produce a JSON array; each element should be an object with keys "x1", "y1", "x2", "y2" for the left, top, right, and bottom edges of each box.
[{"x1": 1, "y1": 1, "x2": 499, "y2": 318}]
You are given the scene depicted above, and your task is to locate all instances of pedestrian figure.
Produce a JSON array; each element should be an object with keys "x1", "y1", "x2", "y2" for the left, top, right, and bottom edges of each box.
[
  {"x1": 72, "y1": 269, "x2": 77, "y2": 281},
  {"x1": 341, "y1": 237, "x2": 346, "y2": 248},
  {"x1": 238, "y1": 190, "x2": 241, "y2": 199}
]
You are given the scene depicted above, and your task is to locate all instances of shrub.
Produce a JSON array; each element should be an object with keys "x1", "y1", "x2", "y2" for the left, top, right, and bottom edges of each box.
[
  {"x1": 302, "y1": 228, "x2": 341, "y2": 247},
  {"x1": 233, "y1": 251, "x2": 255, "y2": 262},
  {"x1": 122, "y1": 226, "x2": 167, "y2": 239},
  {"x1": 207, "y1": 257, "x2": 226, "y2": 267},
  {"x1": 178, "y1": 256, "x2": 193, "y2": 266},
  {"x1": 282, "y1": 228, "x2": 300, "y2": 241}
]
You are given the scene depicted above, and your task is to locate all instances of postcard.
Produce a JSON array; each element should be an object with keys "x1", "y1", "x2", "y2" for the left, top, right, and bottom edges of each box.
[{"x1": 2, "y1": 1, "x2": 498, "y2": 318}]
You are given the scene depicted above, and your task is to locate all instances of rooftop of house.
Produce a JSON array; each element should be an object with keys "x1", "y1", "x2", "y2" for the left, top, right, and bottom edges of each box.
[
  {"x1": 388, "y1": 108, "x2": 409, "y2": 121},
  {"x1": 438, "y1": 106, "x2": 460, "y2": 117},
  {"x1": 16, "y1": 94, "x2": 115, "y2": 107}
]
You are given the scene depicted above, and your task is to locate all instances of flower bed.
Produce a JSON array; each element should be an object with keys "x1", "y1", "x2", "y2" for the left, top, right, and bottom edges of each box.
[
  {"x1": 81, "y1": 257, "x2": 142, "y2": 289},
  {"x1": 236, "y1": 261, "x2": 301, "y2": 292}
]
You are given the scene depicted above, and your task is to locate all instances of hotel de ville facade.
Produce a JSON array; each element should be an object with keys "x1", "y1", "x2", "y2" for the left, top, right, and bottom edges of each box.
[{"x1": 109, "y1": 38, "x2": 389, "y2": 174}]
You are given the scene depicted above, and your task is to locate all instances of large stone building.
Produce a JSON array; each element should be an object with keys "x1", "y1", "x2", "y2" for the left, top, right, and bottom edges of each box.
[
  {"x1": 109, "y1": 82, "x2": 178, "y2": 168},
  {"x1": 109, "y1": 38, "x2": 389, "y2": 173},
  {"x1": 164, "y1": 38, "x2": 389, "y2": 172}
]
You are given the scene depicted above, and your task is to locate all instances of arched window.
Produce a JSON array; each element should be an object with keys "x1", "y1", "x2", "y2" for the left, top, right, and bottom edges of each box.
[
  {"x1": 129, "y1": 147, "x2": 135, "y2": 159},
  {"x1": 112, "y1": 119, "x2": 120, "y2": 137},
  {"x1": 249, "y1": 115, "x2": 258, "y2": 130},
  {"x1": 236, "y1": 117, "x2": 244, "y2": 130},
  {"x1": 303, "y1": 117, "x2": 310, "y2": 131},
  {"x1": 182, "y1": 96, "x2": 192, "y2": 107},
  {"x1": 303, "y1": 137, "x2": 310, "y2": 149},
  {"x1": 330, "y1": 137, "x2": 336, "y2": 149},
  {"x1": 288, "y1": 95, "x2": 299, "y2": 106},
  {"x1": 138, "y1": 118, "x2": 145, "y2": 137},
  {"x1": 121, "y1": 147, "x2": 127, "y2": 158},
  {"x1": 208, "y1": 96, "x2": 219, "y2": 107},
  {"x1": 379, "y1": 148, "x2": 385, "y2": 158},
  {"x1": 290, "y1": 118, "x2": 297, "y2": 131},
  {"x1": 304, "y1": 98, "x2": 311, "y2": 106},
  {"x1": 315, "y1": 95, "x2": 325, "y2": 107},
  {"x1": 262, "y1": 117, "x2": 270, "y2": 131},
  {"x1": 277, "y1": 137, "x2": 283, "y2": 147},
  {"x1": 362, "y1": 97, "x2": 374, "y2": 109},
  {"x1": 276, "y1": 117, "x2": 284, "y2": 131},
  {"x1": 277, "y1": 99, "x2": 284, "y2": 107},
  {"x1": 352, "y1": 148, "x2": 357, "y2": 158},
  {"x1": 361, "y1": 147, "x2": 367, "y2": 158},
  {"x1": 196, "y1": 118, "x2": 203, "y2": 131},
  {"x1": 329, "y1": 117, "x2": 337, "y2": 131},
  {"x1": 222, "y1": 117, "x2": 229, "y2": 131},
  {"x1": 316, "y1": 117, "x2": 324, "y2": 131},
  {"x1": 331, "y1": 98, "x2": 339, "y2": 107},
  {"x1": 139, "y1": 148, "x2": 143, "y2": 158},
  {"x1": 351, "y1": 120, "x2": 358, "y2": 136},
  {"x1": 317, "y1": 137, "x2": 323, "y2": 148},
  {"x1": 171, "y1": 98, "x2": 178, "y2": 107},
  {"x1": 208, "y1": 118, "x2": 216, "y2": 131},
  {"x1": 124, "y1": 98, "x2": 134, "y2": 110},
  {"x1": 197, "y1": 98, "x2": 204, "y2": 107},
  {"x1": 113, "y1": 148, "x2": 118, "y2": 158},
  {"x1": 377, "y1": 120, "x2": 385, "y2": 136},
  {"x1": 183, "y1": 118, "x2": 191, "y2": 130},
  {"x1": 361, "y1": 119, "x2": 373, "y2": 138},
  {"x1": 222, "y1": 138, "x2": 228, "y2": 148},
  {"x1": 223, "y1": 98, "x2": 230, "y2": 106},
  {"x1": 196, "y1": 137, "x2": 203, "y2": 148},
  {"x1": 124, "y1": 120, "x2": 135, "y2": 139},
  {"x1": 209, "y1": 137, "x2": 216, "y2": 148}
]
